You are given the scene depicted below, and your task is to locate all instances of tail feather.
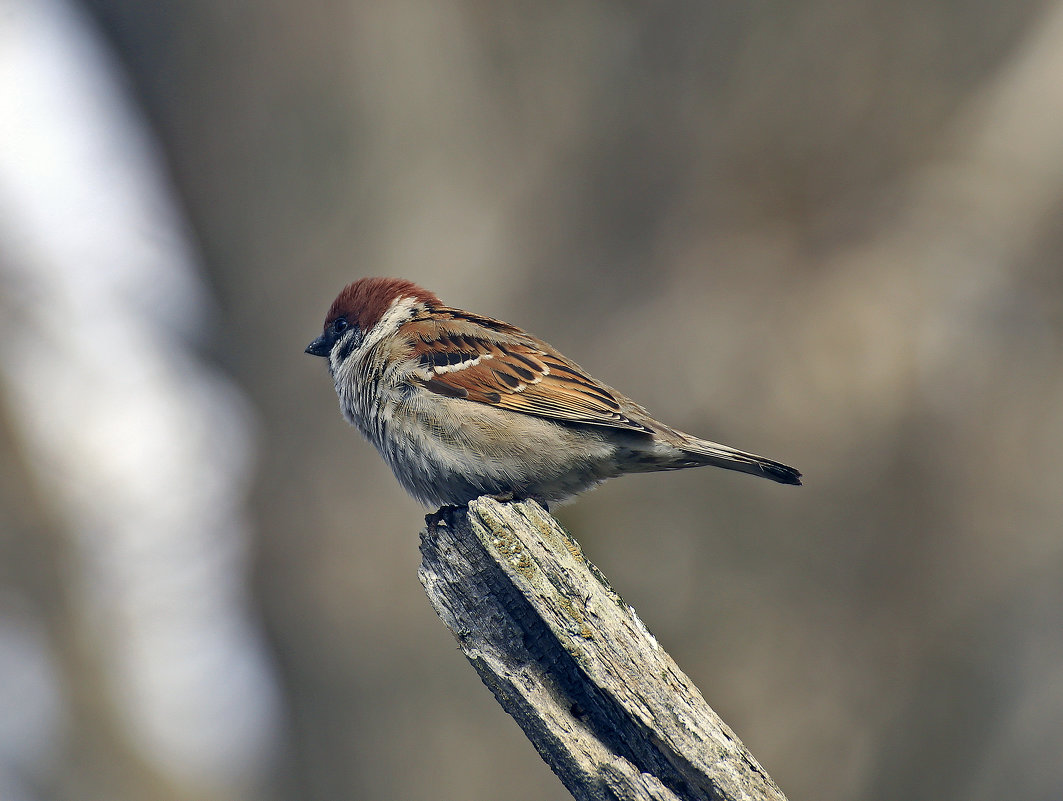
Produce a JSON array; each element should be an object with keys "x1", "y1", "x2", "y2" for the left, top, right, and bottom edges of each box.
[{"x1": 679, "y1": 440, "x2": 802, "y2": 485}]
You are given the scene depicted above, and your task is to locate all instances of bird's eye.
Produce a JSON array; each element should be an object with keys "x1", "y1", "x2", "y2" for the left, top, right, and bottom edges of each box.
[{"x1": 332, "y1": 318, "x2": 349, "y2": 335}]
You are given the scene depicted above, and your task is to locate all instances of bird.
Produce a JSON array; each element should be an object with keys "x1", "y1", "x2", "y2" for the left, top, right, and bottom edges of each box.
[{"x1": 306, "y1": 277, "x2": 800, "y2": 508}]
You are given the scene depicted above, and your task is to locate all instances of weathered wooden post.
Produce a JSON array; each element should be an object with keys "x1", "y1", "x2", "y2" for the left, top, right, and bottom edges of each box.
[{"x1": 419, "y1": 497, "x2": 788, "y2": 801}]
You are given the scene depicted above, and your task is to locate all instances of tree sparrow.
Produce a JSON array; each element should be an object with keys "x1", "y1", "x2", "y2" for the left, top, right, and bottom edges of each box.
[{"x1": 306, "y1": 278, "x2": 800, "y2": 507}]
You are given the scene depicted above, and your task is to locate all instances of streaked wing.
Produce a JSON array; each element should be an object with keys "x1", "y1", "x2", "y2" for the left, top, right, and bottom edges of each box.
[{"x1": 403, "y1": 311, "x2": 654, "y2": 433}]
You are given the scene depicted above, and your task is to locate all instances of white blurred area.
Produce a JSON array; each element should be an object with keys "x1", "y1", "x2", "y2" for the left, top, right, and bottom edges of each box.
[{"x1": 0, "y1": 0, "x2": 278, "y2": 799}]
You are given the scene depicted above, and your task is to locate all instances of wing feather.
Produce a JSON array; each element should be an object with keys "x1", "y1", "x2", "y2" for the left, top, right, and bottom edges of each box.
[{"x1": 402, "y1": 311, "x2": 654, "y2": 433}]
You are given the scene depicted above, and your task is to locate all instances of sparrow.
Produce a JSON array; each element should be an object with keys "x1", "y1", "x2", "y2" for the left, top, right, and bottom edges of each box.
[{"x1": 306, "y1": 278, "x2": 800, "y2": 507}]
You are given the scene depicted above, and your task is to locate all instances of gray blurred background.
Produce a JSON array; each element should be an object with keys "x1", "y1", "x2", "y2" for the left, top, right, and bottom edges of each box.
[{"x1": 2, "y1": 1, "x2": 1062, "y2": 799}]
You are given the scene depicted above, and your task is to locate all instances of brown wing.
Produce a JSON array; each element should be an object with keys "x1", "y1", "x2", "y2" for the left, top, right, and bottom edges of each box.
[{"x1": 402, "y1": 310, "x2": 654, "y2": 433}]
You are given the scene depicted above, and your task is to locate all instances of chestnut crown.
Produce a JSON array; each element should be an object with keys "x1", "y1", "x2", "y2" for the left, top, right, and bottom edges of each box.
[{"x1": 306, "y1": 278, "x2": 441, "y2": 358}]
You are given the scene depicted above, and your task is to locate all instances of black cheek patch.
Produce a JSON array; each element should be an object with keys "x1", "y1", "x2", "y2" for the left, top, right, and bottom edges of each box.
[{"x1": 333, "y1": 330, "x2": 361, "y2": 364}]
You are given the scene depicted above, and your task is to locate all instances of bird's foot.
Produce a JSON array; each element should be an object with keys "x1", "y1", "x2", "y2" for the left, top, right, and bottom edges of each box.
[{"x1": 425, "y1": 504, "x2": 464, "y2": 533}]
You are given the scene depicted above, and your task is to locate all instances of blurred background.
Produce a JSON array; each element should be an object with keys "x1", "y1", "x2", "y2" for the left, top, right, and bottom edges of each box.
[{"x1": 2, "y1": 0, "x2": 1062, "y2": 799}]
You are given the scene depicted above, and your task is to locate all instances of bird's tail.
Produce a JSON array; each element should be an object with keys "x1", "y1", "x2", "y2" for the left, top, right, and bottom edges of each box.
[{"x1": 677, "y1": 438, "x2": 802, "y2": 485}]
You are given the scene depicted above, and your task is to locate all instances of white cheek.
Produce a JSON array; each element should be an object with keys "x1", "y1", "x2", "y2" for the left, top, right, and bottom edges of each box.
[
  {"x1": 330, "y1": 297, "x2": 424, "y2": 428},
  {"x1": 361, "y1": 297, "x2": 420, "y2": 353}
]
